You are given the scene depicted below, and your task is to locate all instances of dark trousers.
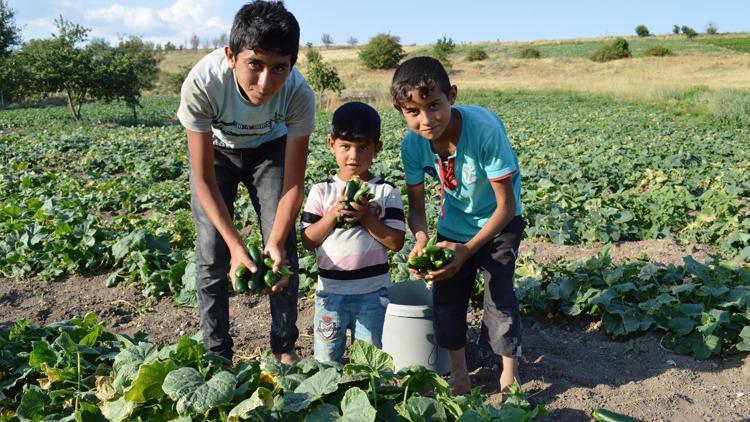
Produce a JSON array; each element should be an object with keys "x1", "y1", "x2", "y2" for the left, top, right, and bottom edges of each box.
[
  {"x1": 432, "y1": 216, "x2": 525, "y2": 357},
  {"x1": 189, "y1": 137, "x2": 299, "y2": 359}
]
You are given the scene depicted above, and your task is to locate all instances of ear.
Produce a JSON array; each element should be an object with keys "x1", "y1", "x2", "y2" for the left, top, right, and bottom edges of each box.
[
  {"x1": 448, "y1": 85, "x2": 458, "y2": 105},
  {"x1": 224, "y1": 46, "x2": 236, "y2": 69},
  {"x1": 327, "y1": 136, "x2": 336, "y2": 152},
  {"x1": 374, "y1": 141, "x2": 382, "y2": 155}
]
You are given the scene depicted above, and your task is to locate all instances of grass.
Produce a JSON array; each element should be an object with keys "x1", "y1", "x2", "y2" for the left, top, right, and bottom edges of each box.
[{"x1": 698, "y1": 36, "x2": 750, "y2": 53}]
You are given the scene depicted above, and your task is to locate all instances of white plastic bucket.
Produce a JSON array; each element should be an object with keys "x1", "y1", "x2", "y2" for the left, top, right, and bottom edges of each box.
[{"x1": 381, "y1": 281, "x2": 451, "y2": 374}]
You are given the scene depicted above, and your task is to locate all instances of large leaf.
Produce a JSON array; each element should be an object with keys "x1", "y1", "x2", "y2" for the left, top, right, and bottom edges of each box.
[
  {"x1": 228, "y1": 386, "x2": 273, "y2": 421},
  {"x1": 283, "y1": 367, "x2": 342, "y2": 412},
  {"x1": 112, "y1": 342, "x2": 158, "y2": 391},
  {"x1": 100, "y1": 396, "x2": 136, "y2": 422},
  {"x1": 349, "y1": 340, "x2": 394, "y2": 374},
  {"x1": 162, "y1": 368, "x2": 237, "y2": 415},
  {"x1": 401, "y1": 396, "x2": 447, "y2": 422},
  {"x1": 340, "y1": 387, "x2": 376, "y2": 422},
  {"x1": 736, "y1": 326, "x2": 750, "y2": 351},
  {"x1": 123, "y1": 359, "x2": 178, "y2": 402}
]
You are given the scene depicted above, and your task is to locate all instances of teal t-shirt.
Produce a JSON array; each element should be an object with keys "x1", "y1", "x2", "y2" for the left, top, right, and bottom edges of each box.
[{"x1": 401, "y1": 105, "x2": 522, "y2": 242}]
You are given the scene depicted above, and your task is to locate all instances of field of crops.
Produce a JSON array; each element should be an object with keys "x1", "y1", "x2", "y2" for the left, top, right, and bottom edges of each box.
[{"x1": 1, "y1": 90, "x2": 749, "y2": 419}]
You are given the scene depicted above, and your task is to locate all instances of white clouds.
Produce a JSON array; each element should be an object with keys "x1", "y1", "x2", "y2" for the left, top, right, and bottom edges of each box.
[{"x1": 83, "y1": 0, "x2": 227, "y2": 45}]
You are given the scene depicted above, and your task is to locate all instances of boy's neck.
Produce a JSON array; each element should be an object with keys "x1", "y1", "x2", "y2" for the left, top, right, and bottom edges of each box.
[{"x1": 431, "y1": 107, "x2": 462, "y2": 152}]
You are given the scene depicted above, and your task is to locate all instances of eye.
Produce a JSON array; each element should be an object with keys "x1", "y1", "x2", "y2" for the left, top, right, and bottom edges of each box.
[
  {"x1": 272, "y1": 65, "x2": 288, "y2": 74},
  {"x1": 406, "y1": 108, "x2": 419, "y2": 116},
  {"x1": 249, "y1": 62, "x2": 263, "y2": 71},
  {"x1": 429, "y1": 102, "x2": 440, "y2": 110}
]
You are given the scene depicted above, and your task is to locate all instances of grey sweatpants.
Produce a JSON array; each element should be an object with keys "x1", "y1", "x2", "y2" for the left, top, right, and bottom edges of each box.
[{"x1": 189, "y1": 137, "x2": 299, "y2": 359}]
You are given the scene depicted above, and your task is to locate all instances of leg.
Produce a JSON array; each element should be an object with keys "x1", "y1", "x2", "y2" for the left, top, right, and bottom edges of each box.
[
  {"x1": 351, "y1": 288, "x2": 388, "y2": 348},
  {"x1": 432, "y1": 234, "x2": 480, "y2": 395},
  {"x1": 244, "y1": 138, "x2": 299, "y2": 359},
  {"x1": 479, "y1": 216, "x2": 525, "y2": 393},
  {"x1": 190, "y1": 147, "x2": 242, "y2": 360},
  {"x1": 313, "y1": 291, "x2": 349, "y2": 363}
]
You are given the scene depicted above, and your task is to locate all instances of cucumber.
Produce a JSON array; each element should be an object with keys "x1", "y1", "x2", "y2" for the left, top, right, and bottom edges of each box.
[
  {"x1": 234, "y1": 264, "x2": 249, "y2": 293},
  {"x1": 247, "y1": 244, "x2": 265, "y2": 292},
  {"x1": 593, "y1": 408, "x2": 640, "y2": 422}
]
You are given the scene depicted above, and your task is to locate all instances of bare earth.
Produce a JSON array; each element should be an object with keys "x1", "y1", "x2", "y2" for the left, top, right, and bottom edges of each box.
[{"x1": 1, "y1": 239, "x2": 748, "y2": 421}]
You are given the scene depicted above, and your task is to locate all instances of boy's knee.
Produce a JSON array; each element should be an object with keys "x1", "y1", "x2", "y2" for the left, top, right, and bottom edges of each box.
[{"x1": 483, "y1": 306, "x2": 522, "y2": 357}]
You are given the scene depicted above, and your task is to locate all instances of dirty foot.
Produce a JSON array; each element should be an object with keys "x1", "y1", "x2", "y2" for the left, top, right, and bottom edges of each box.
[
  {"x1": 449, "y1": 375, "x2": 472, "y2": 396},
  {"x1": 275, "y1": 351, "x2": 299, "y2": 364}
]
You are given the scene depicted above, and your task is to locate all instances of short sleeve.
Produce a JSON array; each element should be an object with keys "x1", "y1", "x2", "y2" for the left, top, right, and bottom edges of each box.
[
  {"x1": 285, "y1": 83, "x2": 316, "y2": 138},
  {"x1": 480, "y1": 121, "x2": 518, "y2": 181},
  {"x1": 177, "y1": 71, "x2": 214, "y2": 133},
  {"x1": 401, "y1": 134, "x2": 425, "y2": 185},
  {"x1": 381, "y1": 186, "x2": 406, "y2": 231},
  {"x1": 300, "y1": 185, "x2": 324, "y2": 229}
]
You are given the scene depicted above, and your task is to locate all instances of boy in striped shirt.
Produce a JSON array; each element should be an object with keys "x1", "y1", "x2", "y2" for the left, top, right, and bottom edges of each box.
[{"x1": 301, "y1": 102, "x2": 406, "y2": 362}]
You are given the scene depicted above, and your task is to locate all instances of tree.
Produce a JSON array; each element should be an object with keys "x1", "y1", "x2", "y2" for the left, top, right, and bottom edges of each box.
[
  {"x1": 433, "y1": 35, "x2": 455, "y2": 65},
  {"x1": 189, "y1": 34, "x2": 200, "y2": 50},
  {"x1": 164, "y1": 41, "x2": 176, "y2": 51},
  {"x1": 681, "y1": 25, "x2": 697, "y2": 38},
  {"x1": 304, "y1": 45, "x2": 342, "y2": 107},
  {"x1": 321, "y1": 33, "x2": 333, "y2": 48},
  {"x1": 706, "y1": 21, "x2": 718, "y2": 35},
  {"x1": 635, "y1": 25, "x2": 650, "y2": 37},
  {"x1": 0, "y1": 0, "x2": 22, "y2": 105},
  {"x1": 346, "y1": 36, "x2": 358, "y2": 47},
  {"x1": 590, "y1": 37, "x2": 631, "y2": 62},
  {"x1": 359, "y1": 33, "x2": 405, "y2": 70},
  {"x1": 673, "y1": 25, "x2": 680, "y2": 35}
]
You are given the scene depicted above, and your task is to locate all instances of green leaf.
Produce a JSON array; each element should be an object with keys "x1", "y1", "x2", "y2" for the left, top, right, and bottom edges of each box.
[
  {"x1": 162, "y1": 368, "x2": 236, "y2": 415},
  {"x1": 667, "y1": 317, "x2": 696, "y2": 336},
  {"x1": 112, "y1": 342, "x2": 158, "y2": 391},
  {"x1": 29, "y1": 340, "x2": 57, "y2": 370},
  {"x1": 16, "y1": 385, "x2": 50, "y2": 421},
  {"x1": 100, "y1": 396, "x2": 136, "y2": 422},
  {"x1": 123, "y1": 359, "x2": 178, "y2": 402},
  {"x1": 736, "y1": 326, "x2": 750, "y2": 351},
  {"x1": 306, "y1": 403, "x2": 341, "y2": 421},
  {"x1": 228, "y1": 386, "x2": 274, "y2": 421},
  {"x1": 341, "y1": 387, "x2": 376, "y2": 422},
  {"x1": 349, "y1": 340, "x2": 394, "y2": 374},
  {"x1": 295, "y1": 367, "x2": 341, "y2": 401},
  {"x1": 404, "y1": 396, "x2": 447, "y2": 422}
]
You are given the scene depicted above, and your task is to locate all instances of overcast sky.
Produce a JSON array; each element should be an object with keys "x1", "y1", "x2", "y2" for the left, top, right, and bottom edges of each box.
[{"x1": 10, "y1": 0, "x2": 749, "y2": 47}]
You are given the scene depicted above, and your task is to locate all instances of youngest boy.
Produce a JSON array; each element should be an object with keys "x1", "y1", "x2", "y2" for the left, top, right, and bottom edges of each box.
[{"x1": 301, "y1": 102, "x2": 406, "y2": 362}]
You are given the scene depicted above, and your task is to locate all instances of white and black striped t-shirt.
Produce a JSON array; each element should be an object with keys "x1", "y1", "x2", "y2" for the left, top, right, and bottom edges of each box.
[{"x1": 301, "y1": 175, "x2": 405, "y2": 295}]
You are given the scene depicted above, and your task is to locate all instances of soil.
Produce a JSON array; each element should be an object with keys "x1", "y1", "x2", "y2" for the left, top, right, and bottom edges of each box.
[{"x1": 1, "y1": 239, "x2": 748, "y2": 421}]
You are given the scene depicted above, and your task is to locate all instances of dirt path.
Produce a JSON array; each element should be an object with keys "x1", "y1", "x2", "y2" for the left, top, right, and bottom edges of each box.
[{"x1": 1, "y1": 239, "x2": 748, "y2": 421}]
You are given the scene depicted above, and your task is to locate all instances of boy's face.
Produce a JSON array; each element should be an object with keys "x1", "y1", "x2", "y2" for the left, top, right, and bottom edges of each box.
[
  {"x1": 328, "y1": 137, "x2": 379, "y2": 180},
  {"x1": 398, "y1": 86, "x2": 457, "y2": 141},
  {"x1": 225, "y1": 47, "x2": 292, "y2": 105}
]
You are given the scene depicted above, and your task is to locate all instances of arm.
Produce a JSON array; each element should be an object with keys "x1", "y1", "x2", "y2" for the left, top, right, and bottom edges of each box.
[
  {"x1": 301, "y1": 195, "x2": 343, "y2": 250},
  {"x1": 187, "y1": 130, "x2": 257, "y2": 284},
  {"x1": 406, "y1": 182, "x2": 430, "y2": 254},
  {"x1": 430, "y1": 177, "x2": 516, "y2": 281},
  {"x1": 264, "y1": 134, "x2": 310, "y2": 274}
]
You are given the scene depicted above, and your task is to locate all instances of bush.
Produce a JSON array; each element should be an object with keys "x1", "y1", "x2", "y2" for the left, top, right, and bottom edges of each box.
[
  {"x1": 643, "y1": 46, "x2": 674, "y2": 57},
  {"x1": 635, "y1": 25, "x2": 650, "y2": 37},
  {"x1": 359, "y1": 33, "x2": 405, "y2": 70},
  {"x1": 706, "y1": 22, "x2": 718, "y2": 35},
  {"x1": 519, "y1": 47, "x2": 541, "y2": 59},
  {"x1": 465, "y1": 47, "x2": 488, "y2": 61},
  {"x1": 590, "y1": 38, "x2": 631, "y2": 62},
  {"x1": 681, "y1": 25, "x2": 697, "y2": 38},
  {"x1": 433, "y1": 35, "x2": 455, "y2": 64},
  {"x1": 673, "y1": 25, "x2": 680, "y2": 35}
]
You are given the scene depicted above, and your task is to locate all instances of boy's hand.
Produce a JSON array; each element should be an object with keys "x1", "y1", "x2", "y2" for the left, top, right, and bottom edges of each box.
[
  {"x1": 427, "y1": 241, "x2": 470, "y2": 282},
  {"x1": 263, "y1": 243, "x2": 289, "y2": 294},
  {"x1": 228, "y1": 248, "x2": 257, "y2": 291},
  {"x1": 343, "y1": 196, "x2": 372, "y2": 224},
  {"x1": 408, "y1": 235, "x2": 429, "y2": 279}
]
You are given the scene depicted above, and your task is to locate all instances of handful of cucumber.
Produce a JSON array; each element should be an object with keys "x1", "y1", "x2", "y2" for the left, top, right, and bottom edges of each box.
[
  {"x1": 233, "y1": 243, "x2": 293, "y2": 294},
  {"x1": 407, "y1": 236, "x2": 454, "y2": 273},
  {"x1": 338, "y1": 175, "x2": 374, "y2": 228}
]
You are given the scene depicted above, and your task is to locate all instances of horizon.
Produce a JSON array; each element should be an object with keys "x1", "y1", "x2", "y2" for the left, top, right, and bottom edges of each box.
[{"x1": 8, "y1": 0, "x2": 749, "y2": 48}]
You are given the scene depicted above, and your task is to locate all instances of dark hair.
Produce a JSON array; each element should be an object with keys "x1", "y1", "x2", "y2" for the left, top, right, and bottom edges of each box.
[
  {"x1": 331, "y1": 102, "x2": 381, "y2": 144},
  {"x1": 229, "y1": 1, "x2": 300, "y2": 65},
  {"x1": 390, "y1": 56, "x2": 451, "y2": 109}
]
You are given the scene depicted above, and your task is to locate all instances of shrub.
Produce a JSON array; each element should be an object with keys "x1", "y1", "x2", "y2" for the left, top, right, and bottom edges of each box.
[
  {"x1": 305, "y1": 47, "x2": 322, "y2": 65},
  {"x1": 643, "y1": 46, "x2": 674, "y2": 57},
  {"x1": 590, "y1": 38, "x2": 631, "y2": 62},
  {"x1": 519, "y1": 47, "x2": 541, "y2": 59},
  {"x1": 433, "y1": 35, "x2": 455, "y2": 63},
  {"x1": 359, "y1": 33, "x2": 405, "y2": 69},
  {"x1": 681, "y1": 25, "x2": 697, "y2": 38},
  {"x1": 673, "y1": 25, "x2": 680, "y2": 35},
  {"x1": 635, "y1": 25, "x2": 650, "y2": 37},
  {"x1": 465, "y1": 47, "x2": 488, "y2": 61},
  {"x1": 706, "y1": 22, "x2": 718, "y2": 35}
]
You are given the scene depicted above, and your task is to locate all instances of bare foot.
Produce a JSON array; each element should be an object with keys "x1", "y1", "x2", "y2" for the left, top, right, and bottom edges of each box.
[
  {"x1": 449, "y1": 375, "x2": 471, "y2": 395},
  {"x1": 275, "y1": 350, "x2": 299, "y2": 364}
]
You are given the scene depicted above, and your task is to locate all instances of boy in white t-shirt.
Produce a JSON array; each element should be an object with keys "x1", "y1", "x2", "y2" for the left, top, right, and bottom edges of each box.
[{"x1": 301, "y1": 102, "x2": 406, "y2": 362}]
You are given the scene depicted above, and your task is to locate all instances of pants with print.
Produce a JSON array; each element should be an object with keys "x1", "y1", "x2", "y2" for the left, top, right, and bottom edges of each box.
[
  {"x1": 432, "y1": 216, "x2": 525, "y2": 357},
  {"x1": 190, "y1": 137, "x2": 299, "y2": 359},
  {"x1": 313, "y1": 288, "x2": 388, "y2": 363}
]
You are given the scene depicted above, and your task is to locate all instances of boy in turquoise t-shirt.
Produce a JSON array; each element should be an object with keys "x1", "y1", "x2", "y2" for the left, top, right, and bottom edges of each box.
[{"x1": 391, "y1": 56, "x2": 525, "y2": 395}]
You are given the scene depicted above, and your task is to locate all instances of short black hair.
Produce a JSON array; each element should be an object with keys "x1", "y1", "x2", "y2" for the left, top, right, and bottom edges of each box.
[
  {"x1": 229, "y1": 1, "x2": 300, "y2": 65},
  {"x1": 390, "y1": 56, "x2": 451, "y2": 109},
  {"x1": 331, "y1": 102, "x2": 381, "y2": 144}
]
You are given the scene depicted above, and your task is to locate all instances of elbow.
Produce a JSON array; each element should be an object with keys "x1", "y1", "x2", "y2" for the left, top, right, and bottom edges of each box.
[
  {"x1": 389, "y1": 234, "x2": 406, "y2": 252},
  {"x1": 300, "y1": 232, "x2": 316, "y2": 250}
]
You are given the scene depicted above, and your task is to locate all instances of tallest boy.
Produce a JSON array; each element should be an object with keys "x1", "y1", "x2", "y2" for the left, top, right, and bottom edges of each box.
[{"x1": 177, "y1": 1, "x2": 314, "y2": 363}]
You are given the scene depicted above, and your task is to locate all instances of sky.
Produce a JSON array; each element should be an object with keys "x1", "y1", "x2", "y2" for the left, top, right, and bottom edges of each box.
[{"x1": 9, "y1": 0, "x2": 750, "y2": 47}]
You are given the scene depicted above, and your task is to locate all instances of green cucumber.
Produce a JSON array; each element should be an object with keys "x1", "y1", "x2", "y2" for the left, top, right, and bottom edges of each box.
[
  {"x1": 234, "y1": 264, "x2": 249, "y2": 293},
  {"x1": 593, "y1": 408, "x2": 640, "y2": 422},
  {"x1": 247, "y1": 245, "x2": 265, "y2": 292}
]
